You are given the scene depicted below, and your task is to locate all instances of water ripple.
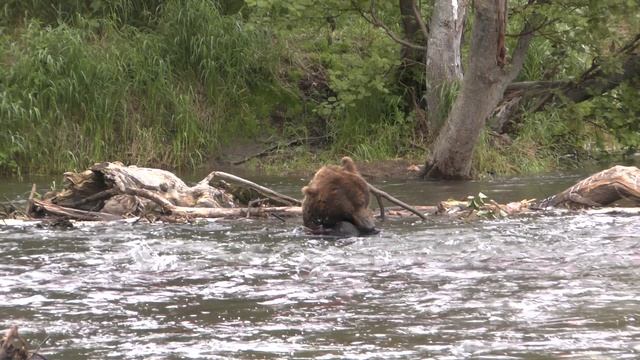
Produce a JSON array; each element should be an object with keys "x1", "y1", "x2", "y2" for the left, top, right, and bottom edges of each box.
[{"x1": 0, "y1": 212, "x2": 639, "y2": 359}]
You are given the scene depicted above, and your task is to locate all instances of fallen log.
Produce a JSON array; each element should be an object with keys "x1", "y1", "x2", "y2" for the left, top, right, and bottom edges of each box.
[
  {"x1": 43, "y1": 162, "x2": 236, "y2": 215},
  {"x1": 34, "y1": 198, "x2": 300, "y2": 220},
  {"x1": 32, "y1": 199, "x2": 123, "y2": 221},
  {"x1": 534, "y1": 165, "x2": 640, "y2": 209},
  {"x1": 23, "y1": 161, "x2": 429, "y2": 223}
]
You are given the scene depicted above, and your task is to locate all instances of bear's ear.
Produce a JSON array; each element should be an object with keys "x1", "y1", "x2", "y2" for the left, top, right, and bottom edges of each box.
[
  {"x1": 341, "y1": 156, "x2": 358, "y2": 173},
  {"x1": 302, "y1": 185, "x2": 318, "y2": 196}
]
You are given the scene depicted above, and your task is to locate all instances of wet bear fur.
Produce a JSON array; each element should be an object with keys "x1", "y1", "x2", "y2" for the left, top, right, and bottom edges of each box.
[{"x1": 302, "y1": 157, "x2": 378, "y2": 236}]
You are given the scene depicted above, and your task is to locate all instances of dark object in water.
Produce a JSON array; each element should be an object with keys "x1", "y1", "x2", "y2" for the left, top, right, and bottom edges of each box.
[
  {"x1": 0, "y1": 326, "x2": 48, "y2": 360},
  {"x1": 35, "y1": 218, "x2": 74, "y2": 230},
  {"x1": 305, "y1": 220, "x2": 380, "y2": 238}
]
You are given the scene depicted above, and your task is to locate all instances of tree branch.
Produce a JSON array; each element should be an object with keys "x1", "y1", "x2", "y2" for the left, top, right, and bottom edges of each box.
[
  {"x1": 562, "y1": 53, "x2": 640, "y2": 103},
  {"x1": 496, "y1": 35, "x2": 640, "y2": 131},
  {"x1": 505, "y1": 80, "x2": 568, "y2": 94},
  {"x1": 507, "y1": 17, "x2": 538, "y2": 80},
  {"x1": 411, "y1": 0, "x2": 429, "y2": 40},
  {"x1": 199, "y1": 171, "x2": 302, "y2": 206},
  {"x1": 367, "y1": 184, "x2": 427, "y2": 220},
  {"x1": 354, "y1": 0, "x2": 427, "y2": 51}
]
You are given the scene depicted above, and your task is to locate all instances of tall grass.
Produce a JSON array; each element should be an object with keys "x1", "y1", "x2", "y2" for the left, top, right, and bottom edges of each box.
[
  {"x1": 472, "y1": 109, "x2": 579, "y2": 176},
  {"x1": 0, "y1": 1, "x2": 285, "y2": 175},
  {"x1": 1, "y1": 0, "x2": 163, "y2": 27},
  {"x1": 329, "y1": 96, "x2": 411, "y2": 162}
]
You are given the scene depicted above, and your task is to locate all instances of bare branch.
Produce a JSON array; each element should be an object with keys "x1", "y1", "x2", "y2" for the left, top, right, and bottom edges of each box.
[
  {"x1": 373, "y1": 192, "x2": 385, "y2": 220},
  {"x1": 505, "y1": 80, "x2": 568, "y2": 93},
  {"x1": 505, "y1": 17, "x2": 558, "y2": 37},
  {"x1": 353, "y1": 0, "x2": 427, "y2": 51},
  {"x1": 411, "y1": 0, "x2": 429, "y2": 40},
  {"x1": 367, "y1": 183, "x2": 427, "y2": 220},
  {"x1": 32, "y1": 199, "x2": 123, "y2": 221},
  {"x1": 618, "y1": 32, "x2": 640, "y2": 54},
  {"x1": 507, "y1": 19, "x2": 537, "y2": 80},
  {"x1": 25, "y1": 183, "x2": 36, "y2": 216},
  {"x1": 200, "y1": 171, "x2": 302, "y2": 206},
  {"x1": 563, "y1": 53, "x2": 640, "y2": 103}
]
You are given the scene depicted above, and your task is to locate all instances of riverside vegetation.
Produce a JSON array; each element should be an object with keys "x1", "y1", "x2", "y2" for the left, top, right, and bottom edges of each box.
[{"x1": 1, "y1": 0, "x2": 638, "y2": 177}]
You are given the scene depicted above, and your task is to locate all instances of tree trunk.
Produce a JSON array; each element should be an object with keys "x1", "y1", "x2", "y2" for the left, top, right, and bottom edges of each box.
[
  {"x1": 424, "y1": 0, "x2": 533, "y2": 179},
  {"x1": 398, "y1": 0, "x2": 428, "y2": 135},
  {"x1": 424, "y1": 0, "x2": 466, "y2": 135},
  {"x1": 398, "y1": 0, "x2": 423, "y2": 65}
]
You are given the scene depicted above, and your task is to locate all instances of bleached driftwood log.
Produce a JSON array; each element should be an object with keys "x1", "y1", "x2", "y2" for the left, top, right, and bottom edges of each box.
[
  {"x1": 45, "y1": 162, "x2": 235, "y2": 214},
  {"x1": 534, "y1": 165, "x2": 640, "y2": 209},
  {"x1": 31, "y1": 162, "x2": 301, "y2": 221}
]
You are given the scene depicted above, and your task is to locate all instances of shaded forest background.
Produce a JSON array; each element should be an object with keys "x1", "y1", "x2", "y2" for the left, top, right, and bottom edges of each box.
[{"x1": 1, "y1": 0, "x2": 638, "y2": 176}]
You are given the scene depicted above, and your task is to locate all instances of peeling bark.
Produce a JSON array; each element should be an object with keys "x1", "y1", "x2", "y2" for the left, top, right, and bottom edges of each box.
[{"x1": 40, "y1": 162, "x2": 236, "y2": 217}]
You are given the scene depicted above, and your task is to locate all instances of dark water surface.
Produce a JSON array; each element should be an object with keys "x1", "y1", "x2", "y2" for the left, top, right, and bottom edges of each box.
[{"x1": 1, "y1": 170, "x2": 640, "y2": 359}]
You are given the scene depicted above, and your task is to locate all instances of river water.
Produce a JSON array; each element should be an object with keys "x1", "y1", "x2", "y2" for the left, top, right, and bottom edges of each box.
[{"x1": 1, "y1": 169, "x2": 639, "y2": 359}]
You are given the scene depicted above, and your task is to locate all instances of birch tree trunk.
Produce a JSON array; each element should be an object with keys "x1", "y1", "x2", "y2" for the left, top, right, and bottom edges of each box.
[
  {"x1": 425, "y1": 0, "x2": 466, "y2": 135},
  {"x1": 424, "y1": 0, "x2": 534, "y2": 179}
]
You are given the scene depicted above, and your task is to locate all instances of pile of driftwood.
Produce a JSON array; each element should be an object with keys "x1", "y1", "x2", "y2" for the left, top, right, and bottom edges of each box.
[
  {"x1": 2, "y1": 162, "x2": 637, "y2": 223},
  {"x1": 9, "y1": 161, "x2": 425, "y2": 223},
  {"x1": 25, "y1": 161, "x2": 301, "y2": 222}
]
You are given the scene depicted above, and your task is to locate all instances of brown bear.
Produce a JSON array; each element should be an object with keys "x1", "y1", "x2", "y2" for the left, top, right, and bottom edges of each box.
[{"x1": 302, "y1": 157, "x2": 378, "y2": 236}]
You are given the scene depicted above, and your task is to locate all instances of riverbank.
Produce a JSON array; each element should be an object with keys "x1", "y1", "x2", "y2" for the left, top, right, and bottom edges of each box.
[{"x1": 2, "y1": 2, "x2": 636, "y2": 179}]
